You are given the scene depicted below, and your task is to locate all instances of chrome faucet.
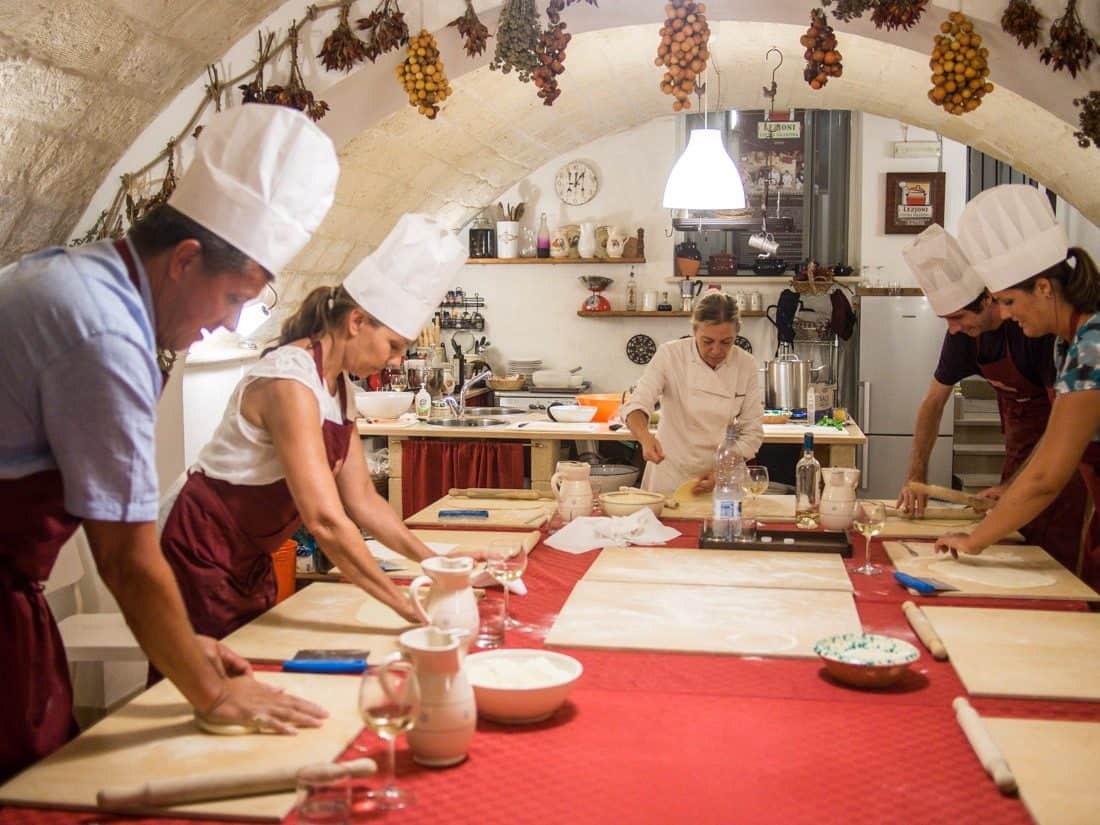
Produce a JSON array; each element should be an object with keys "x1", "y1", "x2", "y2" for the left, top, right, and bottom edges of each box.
[{"x1": 453, "y1": 368, "x2": 492, "y2": 418}]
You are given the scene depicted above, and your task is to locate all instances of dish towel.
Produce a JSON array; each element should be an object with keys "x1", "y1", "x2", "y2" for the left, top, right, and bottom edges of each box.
[{"x1": 545, "y1": 509, "x2": 682, "y2": 554}]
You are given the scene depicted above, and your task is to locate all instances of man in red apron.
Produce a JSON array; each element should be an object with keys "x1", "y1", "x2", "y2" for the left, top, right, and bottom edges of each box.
[
  {"x1": 896, "y1": 226, "x2": 1089, "y2": 572},
  {"x1": 0, "y1": 104, "x2": 338, "y2": 781}
]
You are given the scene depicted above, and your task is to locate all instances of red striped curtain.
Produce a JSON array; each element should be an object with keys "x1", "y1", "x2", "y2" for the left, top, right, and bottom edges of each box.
[{"x1": 401, "y1": 440, "x2": 525, "y2": 516}]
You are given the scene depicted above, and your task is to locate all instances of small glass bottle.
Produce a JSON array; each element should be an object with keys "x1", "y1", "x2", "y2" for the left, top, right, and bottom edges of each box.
[
  {"x1": 537, "y1": 213, "x2": 551, "y2": 259},
  {"x1": 795, "y1": 433, "x2": 822, "y2": 529},
  {"x1": 626, "y1": 267, "x2": 638, "y2": 311},
  {"x1": 712, "y1": 421, "x2": 747, "y2": 541}
]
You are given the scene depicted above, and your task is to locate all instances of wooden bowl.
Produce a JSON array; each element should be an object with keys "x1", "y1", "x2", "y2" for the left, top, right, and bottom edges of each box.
[
  {"x1": 814, "y1": 633, "x2": 919, "y2": 689},
  {"x1": 762, "y1": 410, "x2": 791, "y2": 425},
  {"x1": 487, "y1": 375, "x2": 526, "y2": 391}
]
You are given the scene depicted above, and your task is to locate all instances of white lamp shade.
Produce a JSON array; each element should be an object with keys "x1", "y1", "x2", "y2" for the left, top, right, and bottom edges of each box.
[{"x1": 662, "y1": 128, "x2": 747, "y2": 210}]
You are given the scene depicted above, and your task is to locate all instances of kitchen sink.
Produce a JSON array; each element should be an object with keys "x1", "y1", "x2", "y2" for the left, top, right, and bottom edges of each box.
[
  {"x1": 425, "y1": 418, "x2": 510, "y2": 427},
  {"x1": 462, "y1": 407, "x2": 527, "y2": 416}
]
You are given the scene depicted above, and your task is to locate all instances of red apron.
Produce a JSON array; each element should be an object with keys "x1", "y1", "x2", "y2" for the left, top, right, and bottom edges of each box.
[
  {"x1": 979, "y1": 334, "x2": 1090, "y2": 573},
  {"x1": 0, "y1": 239, "x2": 166, "y2": 781},
  {"x1": 160, "y1": 340, "x2": 355, "y2": 640}
]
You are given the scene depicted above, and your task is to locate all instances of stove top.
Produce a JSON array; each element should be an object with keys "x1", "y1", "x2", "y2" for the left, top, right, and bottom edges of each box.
[{"x1": 497, "y1": 381, "x2": 590, "y2": 397}]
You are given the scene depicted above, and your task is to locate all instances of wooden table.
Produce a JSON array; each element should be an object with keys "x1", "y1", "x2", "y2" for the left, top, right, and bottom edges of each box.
[{"x1": 359, "y1": 415, "x2": 866, "y2": 516}]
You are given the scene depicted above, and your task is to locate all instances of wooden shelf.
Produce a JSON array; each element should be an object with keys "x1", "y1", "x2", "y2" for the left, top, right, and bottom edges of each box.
[
  {"x1": 466, "y1": 257, "x2": 646, "y2": 265},
  {"x1": 662, "y1": 275, "x2": 861, "y2": 285},
  {"x1": 577, "y1": 310, "x2": 767, "y2": 318}
]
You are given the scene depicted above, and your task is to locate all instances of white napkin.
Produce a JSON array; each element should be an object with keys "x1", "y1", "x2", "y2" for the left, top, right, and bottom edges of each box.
[
  {"x1": 545, "y1": 508, "x2": 681, "y2": 554},
  {"x1": 367, "y1": 539, "x2": 525, "y2": 594}
]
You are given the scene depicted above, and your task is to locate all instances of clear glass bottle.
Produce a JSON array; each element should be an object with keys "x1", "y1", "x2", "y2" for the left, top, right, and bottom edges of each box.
[
  {"x1": 626, "y1": 267, "x2": 638, "y2": 311},
  {"x1": 795, "y1": 432, "x2": 822, "y2": 529},
  {"x1": 537, "y1": 213, "x2": 551, "y2": 259},
  {"x1": 712, "y1": 421, "x2": 747, "y2": 541}
]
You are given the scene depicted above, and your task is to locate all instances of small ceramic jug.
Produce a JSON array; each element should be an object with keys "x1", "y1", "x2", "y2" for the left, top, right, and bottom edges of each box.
[
  {"x1": 578, "y1": 221, "x2": 597, "y2": 258},
  {"x1": 399, "y1": 626, "x2": 475, "y2": 767},
  {"x1": 819, "y1": 467, "x2": 861, "y2": 530},
  {"x1": 550, "y1": 228, "x2": 570, "y2": 259},
  {"x1": 408, "y1": 556, "x2": 479, "y2": 648},
  {"x1": 607, "y1": 227, "x2": 628, "y2": 259},
  {"x1": 550, "y1": 460, "x2": 594, "y2": 523}
]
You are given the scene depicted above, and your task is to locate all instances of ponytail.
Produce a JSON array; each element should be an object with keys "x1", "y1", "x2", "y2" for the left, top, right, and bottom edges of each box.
[
  {"x1": 1017, "y1": 247, "x2": 1100, "y2": 313},
  {"x1": 269, "y1": 285, "x2": 361, "y2": 351}
]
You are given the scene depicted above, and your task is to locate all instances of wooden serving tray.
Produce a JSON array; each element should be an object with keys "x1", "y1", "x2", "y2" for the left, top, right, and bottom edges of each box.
[{"x1": 699, "y1": 527, "x2": 852, "y2": 558}]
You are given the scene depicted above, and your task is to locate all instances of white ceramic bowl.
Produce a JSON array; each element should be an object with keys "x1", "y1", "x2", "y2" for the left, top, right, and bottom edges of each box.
[
  {"x1": 599, "y1": 490, "x2": 665, "y2": 517},
  {"x1": 354, "y1": 390, "x2": 414, "y2": 420},
  {"x1": 465, "y1": 649, "x2": 583, "y2": 724},
  {"x1": 588, "y1": 464, "x2": 640, "y2": 494},
  {"x1": 546, "y1": 404, "x2": 597, "y2": 423},
  {"x1": 813, "y1": 633, "x2": 920, "y2": 689}
]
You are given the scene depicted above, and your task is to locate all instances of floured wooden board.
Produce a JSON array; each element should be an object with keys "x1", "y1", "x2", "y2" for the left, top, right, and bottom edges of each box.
[
  {"x1": 0, "y1": 672, "x2": 363, "y2": 821},
  {"x1": 221, "y1": 582, "x2": 408, "y2": 663},
  {"x1": 984, "y1": 718, "x2": 1100, "y2": 825},
  {"x1": 871, "y1": 500, "x2": 1023, "y2": 540},
  {"x1": 885, "y1": 541, "x2": 1099, "y2": 601},
  {"x1": 584, "y1": 546, "x2": 853, "y2": 592},
  {"x1": 344, "y1": 529, "x2": 542, "y2": 578},
  {"x1": 404, "y1": 495, "x2": 554, "y2": 528},
  {"x1": 922, "y1": 606, "x2": 1100, "y2": 701},
  {"x1": 667, "y1": 485, "x2": 796, "y2": 522},
  {"x1": 545, "y1": 580, "x2": 861, "y2": 658}
]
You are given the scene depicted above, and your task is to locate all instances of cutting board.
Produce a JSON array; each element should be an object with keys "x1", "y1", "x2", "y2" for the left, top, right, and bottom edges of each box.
[
  {"x1": 985, "y1": 718, "x2": 1100, "y2": 825},
  {"x1": 922, "y1": 606, "x2": 1100, "y2": 701},
  {"x1": 545, "y1": 580, "x2": 860, "y2": 658},
  {"x1": 341, "y1": 529, "x2": 542, "y2": 578},
  {"x1": 885, "y1": 541, "x2": 1099, "y2": 601},
  {"x1": 584, "y1": 546, "x2": 853, "y2": 592},
  {"x1": 404, "y1": 495, "x2": 555, "y2": 528},
  {"x1": 0, "y1": 672, "x2": 363, "y2": 821},
  {"x1": 221, "y1": 582, "x2": 409, "y2": 663},
  {"x1": 667, "y1": 491, "x2": 796, "y2": 522}
]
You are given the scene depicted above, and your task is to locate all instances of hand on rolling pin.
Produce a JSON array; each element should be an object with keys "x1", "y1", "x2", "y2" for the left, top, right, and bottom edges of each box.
[
  {"x1": 641, "y1": 434, "x2": 665, "y2": 464},
  {"x1": 934, "y1": 532, "x2": 982, "y2": 559},
  {"x1": 976, "y1": 484, "x2": 1004, "y2": 502},
  {"x1": 692, "y1": 471, "x2": 715, "y2": 495},
  {"x1": 197, "y1": 635, "x2": 252, "y2": 678},
  {"x1": 896, "y1": 481, "x2": 928, "y2": 518},
  {"x1": 198, "y1": 675, "x2": 330, "y2": 734}
]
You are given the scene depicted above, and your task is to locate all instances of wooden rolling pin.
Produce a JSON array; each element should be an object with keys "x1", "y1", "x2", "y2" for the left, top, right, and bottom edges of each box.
[
  {"x1": 952, "y1": 697, "x2": 1017, "y2": 795},
  {"x1": 97, "y1": 758, "x2": 377, "y2": 810},
  {"x1": 904, "y1": 482, "x2": 991, "y2": 512},
  {"x1": 449, "y1": 488, "x2": 553, "y2": 500},
  {"x1": 902, "y1": 600, "x2": 948, "y2": 660},
  {"x1": 886, "y1": 505, "x2": 982, "y2": 521}
]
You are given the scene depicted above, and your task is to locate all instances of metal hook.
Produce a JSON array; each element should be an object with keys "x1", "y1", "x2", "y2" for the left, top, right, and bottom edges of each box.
[{"x1": 762, "y1": 47, "x2": 783, "y2": 101}]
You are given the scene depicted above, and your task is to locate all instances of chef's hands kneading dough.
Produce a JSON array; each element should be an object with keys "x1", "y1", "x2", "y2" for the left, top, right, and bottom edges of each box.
[{"x1": 195, "y1": 677, "x2": 329, "y2": 735}]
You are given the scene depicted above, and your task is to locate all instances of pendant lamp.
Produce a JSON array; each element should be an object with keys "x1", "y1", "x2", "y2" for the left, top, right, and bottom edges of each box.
[{"x1": 662, "y1": 128, "x2": 746, "y2": 210}]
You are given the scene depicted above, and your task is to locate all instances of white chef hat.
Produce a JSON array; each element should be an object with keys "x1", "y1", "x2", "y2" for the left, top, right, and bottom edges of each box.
[
  {"x1": 957, "y1": 184, "x2": 1069, "y2": 293},
  {"x1": 342, "y1": 213, "x2": 465, "y2": 340},
  {"x1": 168, "y1": 104, "x2": 339, "y2": 276},
  {"x1": 901, "y1": 225, "x2": 985, "y2": 315}
]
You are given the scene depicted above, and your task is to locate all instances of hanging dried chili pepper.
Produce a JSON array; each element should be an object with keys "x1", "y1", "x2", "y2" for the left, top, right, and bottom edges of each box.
[
  {"x1": 1001, "y1": 0, "x2": 1044, "y2": 50},
  {"x1": 357, "y1": 0, "x2": 409, "y2": 63},
  {"x1": 263, "y1": 24, "x2": 330, "y2": 122},
  {"x1": 1074, "y1": 91, "x2": 1100, "y2": 149},
  {"x1": 1040, "y1": 0, "x2": 1097, "y2": 78},
  {"x1": 871, "y1": 0, "x2": 929, "y2": 31},
  {"x1": 319, "y1": 2, "x2": 368, "y2": 72},
  {"x1": 449, "y1": 0, "x2": 490, "y2": 57}
]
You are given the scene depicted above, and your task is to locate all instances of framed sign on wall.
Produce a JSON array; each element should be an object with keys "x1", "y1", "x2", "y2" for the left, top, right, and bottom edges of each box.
[{"x1": 884, "y1": 171, "x2": 946, "y2": 234}]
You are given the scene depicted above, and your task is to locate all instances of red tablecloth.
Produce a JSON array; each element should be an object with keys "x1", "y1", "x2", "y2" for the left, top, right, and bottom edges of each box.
[{"x1": 4, "y1": 522, "x2": 1097, "y2": 825}]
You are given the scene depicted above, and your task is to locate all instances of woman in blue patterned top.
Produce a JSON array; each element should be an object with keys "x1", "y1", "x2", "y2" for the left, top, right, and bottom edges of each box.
[{"x1": 935, "y1": 184, "x2": 1100, "y2": 590}]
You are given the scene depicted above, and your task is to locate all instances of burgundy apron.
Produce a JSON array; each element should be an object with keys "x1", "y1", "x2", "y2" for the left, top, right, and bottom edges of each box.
[
  {"x1": 979, "y1": 333, "x2": 1090, "y2": 573},
  {"x1": 160, "y1": 340, "x2": 355, "y2": 640},
  {"x1": 0, "y1": 239, "x2": 166, "y2": 781}
]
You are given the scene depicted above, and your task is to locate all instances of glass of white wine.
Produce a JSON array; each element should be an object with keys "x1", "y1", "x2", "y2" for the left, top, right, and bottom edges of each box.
[
  {"x1": 486, "y1": 538, "x2": 528, "y2": 630},
  {"x1": 851, "y1": 499, "x2": 886, "y2": 576},
  {"x1": 742, "y1": 465, "x2": 769, "y2": 506},
  {"x1": 359, "y1": 659, "x2": 420, "y2": 810}
]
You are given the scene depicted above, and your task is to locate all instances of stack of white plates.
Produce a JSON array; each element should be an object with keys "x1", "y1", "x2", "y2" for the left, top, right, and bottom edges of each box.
[{"x1": 507, "y1": 358, "x2": 543, "y2": 378}]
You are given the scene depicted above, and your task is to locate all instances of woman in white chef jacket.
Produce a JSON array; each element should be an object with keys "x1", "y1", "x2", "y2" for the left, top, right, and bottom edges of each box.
[{"x1": 622, "y1": 292, "x2": 765, "y2": 495}]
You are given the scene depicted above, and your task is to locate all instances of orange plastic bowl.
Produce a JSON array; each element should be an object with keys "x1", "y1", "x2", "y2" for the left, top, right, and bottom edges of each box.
[{"x1": 575, "y1": 393, "x2": 624, "y2": 423}]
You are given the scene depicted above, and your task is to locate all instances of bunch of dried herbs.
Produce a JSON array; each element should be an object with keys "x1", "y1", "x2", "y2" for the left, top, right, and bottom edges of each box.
[
  {"x1": 1074, "y1": 91, "x2": 1100, "y2": 149},
  {"x1": 319, "y1": 2, "x2": 368, "y2": 72},
  {"x1": 1001, "y1": 0, "x2": 1044, "y2": 49},
  {"x1": 357, "y1": 0, "x2": 409, "y2": 63},
  {"x1": 449, "y1": 0, "x2": 490, "y2": 57},
  {"x1": 262, "y1": 25, "x2": 330, "y2": 121},
  {"x1": 490, "y1": 0, "x2": 540, "y2": 82},
  {"x1": 1040, "y1": 0, "x2": 1097, "y2": 78},
  {"x1": 820, "y1": 0, "x2": 875, "y2": 23},
  {"x1": 239, "y1": 32, "x2": 276, "y2": 104},
  {"x1": 870, "y1": 0, "x2": 929, "y2": 31}
]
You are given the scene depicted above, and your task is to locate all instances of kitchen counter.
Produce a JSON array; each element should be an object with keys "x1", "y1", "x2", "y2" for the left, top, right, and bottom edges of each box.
[{"x1": 359, "y1": 414, "x2": 865, "y2": 515}]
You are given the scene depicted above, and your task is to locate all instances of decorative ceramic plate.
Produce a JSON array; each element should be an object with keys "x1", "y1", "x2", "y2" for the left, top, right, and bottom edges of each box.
[
  {"x1": 626, "y1": 334, "x2": 657, "y2": 365},
  {"x1": 735, "y1": 335, "x2": 752, "y2": 353}
]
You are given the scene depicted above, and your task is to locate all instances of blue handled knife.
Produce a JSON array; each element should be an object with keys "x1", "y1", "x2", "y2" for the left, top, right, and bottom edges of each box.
[
  {"x1": 438, "y1": 509, "x2": 490, "y2": 518},
  {"x1": 282, "y1": 658, "x2": 367, "y2": 674},
  {"x1": 894, "y1": 570, "x2": 959, "y2": 594}
]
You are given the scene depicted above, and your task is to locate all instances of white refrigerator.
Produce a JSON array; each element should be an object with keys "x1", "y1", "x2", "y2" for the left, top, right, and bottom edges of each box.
[{"x1": 857, "y1": 295, "x2": 955, "y2": 499}]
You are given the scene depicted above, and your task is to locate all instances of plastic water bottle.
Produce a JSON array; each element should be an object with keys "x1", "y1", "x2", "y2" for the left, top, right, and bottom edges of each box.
[{"x1": 712, "y1": 421, "x2": 748, "y2": 541}]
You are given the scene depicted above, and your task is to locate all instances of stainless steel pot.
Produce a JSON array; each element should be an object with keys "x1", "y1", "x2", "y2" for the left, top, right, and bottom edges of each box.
[{"x1": 762, "y1": 354, "x2": 823, "y2": 410}]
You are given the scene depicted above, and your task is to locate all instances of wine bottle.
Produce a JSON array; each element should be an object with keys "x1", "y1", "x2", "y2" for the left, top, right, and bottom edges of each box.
[{"x1": 795, "y1": 433, "x2": 821, "y2": 529}]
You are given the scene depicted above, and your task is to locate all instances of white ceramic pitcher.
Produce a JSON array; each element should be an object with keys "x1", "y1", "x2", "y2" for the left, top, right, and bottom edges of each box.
[
  {"x1": 820, "y1": 467, "x2": 861, "y2": 530},
  {"x1": 550, "y1": 460, "x2": 594, "y2": 523},
  {"x1": 399, "y1": 626, "x2": 476, "y2": 767},
  {"x1": 408, "y1": 556, "x2": 479, "y2": 648}
]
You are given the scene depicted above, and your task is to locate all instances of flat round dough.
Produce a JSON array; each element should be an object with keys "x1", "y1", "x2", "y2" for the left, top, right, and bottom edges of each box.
[
  {"x1": 927, "y1": 559, "x2": 1056, "y2": 589},
  {"x1": 355, "y1": 598, "x2": 416, "y2": 629},
  {"x1": 194, "y1": 715, "x2": 254, "y2": 735},
  {"x1": 671, "y1": 480, "x2": 709, "y2": 505}
]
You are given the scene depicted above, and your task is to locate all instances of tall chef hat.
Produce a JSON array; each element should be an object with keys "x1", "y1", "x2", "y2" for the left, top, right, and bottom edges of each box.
[
  {"x1": 901, "y1": 225, "x2": 985, "y2": 316},
  {"x1": 342, "y1": 213, "x2": 465, "y2": 340},
  {"x1": 168, "y1": 104, "x2": 339, "y2": 276},
  {"x1": 957, "y1": 184, "x2": 1069, "y2": 293}
]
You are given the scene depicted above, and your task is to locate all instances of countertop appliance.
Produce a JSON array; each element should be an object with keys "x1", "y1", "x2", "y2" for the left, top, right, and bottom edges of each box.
[
  {"x1": 494, "y1": 383, "x2": 591, "y2": 412},
  {"x1": 857, "y1": 295, "x2": 953, "y2": 499}
]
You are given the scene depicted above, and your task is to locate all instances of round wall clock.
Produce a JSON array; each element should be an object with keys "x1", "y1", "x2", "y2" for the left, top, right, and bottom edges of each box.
[
  {"x1": 626, "y1": 333, "x2": 657, "y2": 365},
  {"x1": 554, "y1": 160, "x2": 598, "y2": 206}
]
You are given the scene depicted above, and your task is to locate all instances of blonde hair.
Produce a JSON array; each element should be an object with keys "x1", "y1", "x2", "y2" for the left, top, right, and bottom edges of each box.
[
  {"x1": 692, "y1": 291, "x2": 741, "y2": 329},
  {"x1": 273, "y1": 285, "x2": 375, "y2": 348}
]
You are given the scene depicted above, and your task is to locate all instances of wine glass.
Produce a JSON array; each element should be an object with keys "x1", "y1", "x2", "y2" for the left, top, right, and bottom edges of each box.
[
  {"x1": 359, "y1": 659, "x2": 420, "y2": 810},
  {"x1": 741, "y1": 465, "x2": 769, "y2": 506},
  {"x1": 486, "y1": 538, "x2": 528, "y2": 630},
  {"x1": 851, "y1": 500, "x2": 886, "y2": 576}
]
